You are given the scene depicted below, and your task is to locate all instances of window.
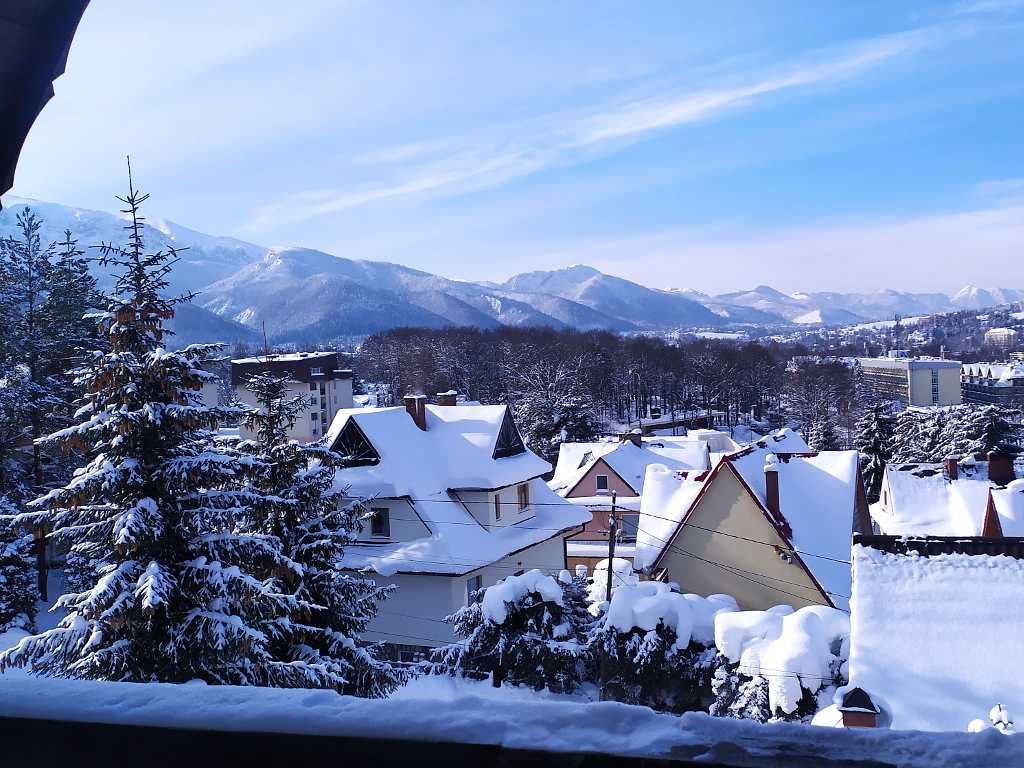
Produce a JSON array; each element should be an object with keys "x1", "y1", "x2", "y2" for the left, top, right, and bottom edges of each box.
[
  {"x1": 309, "y1": 382, "x2": 316, "y2": 391},
  {"x1": 311, "y1": 412, "x2": 318, "y2": 421},
  {"x1": 370, "y1": 507, "x2": 390, "y2": 538},
  {"x1": 466, "y1": 574, "x2": 483, "y2": 604},
  {"x1": 309, "y1": 395, "x2": 317, "y2": 406},
  {"x1": 517, "y1": 483, "x2": 530, "y2": 511},
  {"x1": 596, "y1": 474, "x2": 609, "y2": 492},
  {"x1": 311, "y1": 367, "x2": 323, "y2": 376},
  {"x1": 494, "y1": 494, "x2": 501, "y2": 521}
]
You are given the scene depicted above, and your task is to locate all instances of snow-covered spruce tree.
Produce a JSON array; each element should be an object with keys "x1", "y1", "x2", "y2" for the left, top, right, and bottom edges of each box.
[
  {"x1": 591, "y1": 583, "x2": 716, "y2": 713},
  {"x1": 966, "y1": 406, "x2": 1021, "y2": 458},
  {"x1": 431, "y1": 569, "x2": 589, "y2": 693},
  {"x1": 807, "y1": 414, "x2": 841, "y2": 452},
  {"x1": 0, "y1": 210, "x2": 58, "y2": 491},
  {"x1": 0, "y1": 172, "x2": 299, "y2": 683},
  {"x1": 0, "y1": 497, "x2": 36, "y2": 632},
  {"x1": 855, "y1": 405, "x2": 893, "y2": 504},
  {"x1": 40, "y1": 230, "x2": 101, "y2": 439},
  {"x1": 234, "y1": 367, "x2": 402, "y2": 696}
]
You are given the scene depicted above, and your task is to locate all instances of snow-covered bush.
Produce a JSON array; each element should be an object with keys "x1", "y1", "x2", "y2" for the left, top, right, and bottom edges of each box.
[
  {"x1": 591, "y1": 583, "x2": 736, "y2": 713},
  {"x1": 710, "y1": 605, "x2": 849, "y2": 723},
  {"x1": 432, "y1": 569, "x2": 590, "y2": 693},
  {"x1": 587, "y1": 557, "x2": 639, "y2": 610},
  {"x1": 0, "y1": 499, "x2": 35, "y2": 632}
]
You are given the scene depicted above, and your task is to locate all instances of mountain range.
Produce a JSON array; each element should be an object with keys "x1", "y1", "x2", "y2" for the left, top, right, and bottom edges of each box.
[{"x1": 1, "y1": 198, "x2": 1022, "y2": 345}]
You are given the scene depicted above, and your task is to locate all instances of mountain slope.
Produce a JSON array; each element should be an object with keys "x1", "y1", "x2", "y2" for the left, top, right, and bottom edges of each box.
[{"x1": 503, "y1": 265, "x2": 724, "y2": 329}]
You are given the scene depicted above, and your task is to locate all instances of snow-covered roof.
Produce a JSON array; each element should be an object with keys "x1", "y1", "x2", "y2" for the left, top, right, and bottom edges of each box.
[
  {"x1": 872, "y1": 462, "x2": 999, "y2": 537},
  {"x1": 633, "y1": 464, "x2": 707, "y2": 571},
  {"x1": 849, "y1": 544, "x2": 1024, "y2": 732},
  {"x1": 634, "y1": 446, "x2": 859, "y2": 609},
  {"x1": 550, "y1": 436, "x2": 711, "y2": 497},
  {"x1": 325, "y1": 405, "x2": 589, "y2": 575},
  {"x1": 990, "y1": 479, "x2": 1024, "y2": 536},
  {"x1": 962, "y1": 361, "x2": 1024, "y2": 386},
  {"x1": 231, "y1": 351, "x2": 337, "y2": 364},
  {"x1": 730, "y1": 448, "x2": 860, "y2": 609},
  {"x1": 750, "y1": 427, "x2": 811, "y2": 454}
]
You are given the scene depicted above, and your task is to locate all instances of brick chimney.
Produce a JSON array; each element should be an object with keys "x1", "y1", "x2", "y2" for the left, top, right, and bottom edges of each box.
[
  {"x1": 944, "y1": 457, "x2": 959, "y2": 482},
  {"x1": 404, "y1": 394, "x2": 427, "y2": 431},
  {"x1": 988, "y1": 451, "x2": 1016, "y2": 486},
  {"x1": 621, "y1": 428, "x2": 642, "y2": 448},
  {"x1": 436, "y1": 390, "x2": 457, "y2": 407},
  {"x1": 763, "y1": 455, "x2": 792, "y2": 539}
]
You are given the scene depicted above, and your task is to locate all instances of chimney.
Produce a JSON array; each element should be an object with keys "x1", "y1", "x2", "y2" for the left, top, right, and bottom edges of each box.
[
  {"x1": 764, "y1": 455, "x2": 792, "y2": 539},
  {"x1": 621, "y1": 428, "x2": 642, "y2": 448},
  {"x1": 988, "y1": 451, "x2": 1016, "y2": 486},
  {"x1": 403, "y1": 394, "x2": 427, "y2": 431},
  {"x1": 436, "y1": 390, "x2": 457, "y2": 407},
  {"x1": 944, "y1": 457, "x2": 959, "y2": 482}
]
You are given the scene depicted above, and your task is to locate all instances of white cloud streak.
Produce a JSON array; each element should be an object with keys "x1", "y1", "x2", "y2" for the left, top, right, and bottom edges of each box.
[{"x1": 247, "y1": 27, "x2": 935, "y2": 230}]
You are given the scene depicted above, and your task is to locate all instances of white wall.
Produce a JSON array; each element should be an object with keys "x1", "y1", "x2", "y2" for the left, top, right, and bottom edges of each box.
[{"x1": 351, "y1": 497, "x2": 430, "y2": 543}]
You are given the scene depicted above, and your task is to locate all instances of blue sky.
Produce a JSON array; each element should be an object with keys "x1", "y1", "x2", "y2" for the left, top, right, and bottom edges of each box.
[{"x1": 8, "y1": 0, "x2": 1024, "y2": 293}]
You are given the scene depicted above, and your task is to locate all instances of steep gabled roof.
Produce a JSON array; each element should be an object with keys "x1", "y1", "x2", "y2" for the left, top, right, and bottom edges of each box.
[
  {"x1": 638, "y1": 446, "x2": 859, "y2": 609},
  {"x1": 873, "y1": 461, "x2": 1001, "y2": 536},
  {"x1": 550, "y1": 436, "x2": 711, "y2": 497},
  {"x1": 325, "y1": 404, "x2": 589, "y2": 575}
]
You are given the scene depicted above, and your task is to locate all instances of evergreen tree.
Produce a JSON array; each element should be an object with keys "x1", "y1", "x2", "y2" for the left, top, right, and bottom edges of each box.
[
  {"x1": 967, "y1": 406, "x2": 1021, "y2": 458},
  {"x1": 432, "y1": 569, "x2": 588, "y2": 693},
  {"x1": 0, "y1": 497, "x2": 36, "y2": 632},
  {"x1": 234, "y1": 367, "x2": 402, "y2": 696},
  {"x1": 592, "y1": 621, "x2": 714, "y2": 713},
  {"x1": 0, "y1": 171, "x2": 295, "y2": 684},
  {"x1": 855, "y1": 405, "x2": 893, "y2": 503},
  {"x1": 808, "y1": 415, "x2": 841, "y2": 452},
  {"x1": 0, "y1": 210, "x2": 57, "y2": 491}
]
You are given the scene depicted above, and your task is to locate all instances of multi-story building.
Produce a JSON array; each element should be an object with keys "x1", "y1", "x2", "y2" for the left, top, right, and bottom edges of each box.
[
  {"x1": 325, "y1": 394, "x2": 589, "y2": 656},
  {"x1": 961, "y1": 361, "x2": 1024, "y2": 407},
  {"x1": 984, "y1": 327, "x2": 1019, "y2": 349},
  {"x1": 856, "y1": 352, "x2": 962, "y2": 406},
  {"x1": 231, "y1": 351, "x2": 353, "y2": 442}
]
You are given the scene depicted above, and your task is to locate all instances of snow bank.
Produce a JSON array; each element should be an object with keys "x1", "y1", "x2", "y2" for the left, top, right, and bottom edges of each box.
[
  {"x1": 849, "y1": 545, "x2": 1024, "y2": 732},
  {"x1": 0, "y1": 675, "x2": 1015, "y2": 766},
  {"x1": 715, "y1": 605, "x2": 849, "y2": 715},
  {"x1": 481, "y1": 569, "x2": 563, "y2": 624}
]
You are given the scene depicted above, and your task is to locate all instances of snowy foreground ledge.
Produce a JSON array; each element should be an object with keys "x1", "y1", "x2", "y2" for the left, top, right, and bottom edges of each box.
[{"x1": 0, "y1": 676, "x2": 1017, "y2": 767}]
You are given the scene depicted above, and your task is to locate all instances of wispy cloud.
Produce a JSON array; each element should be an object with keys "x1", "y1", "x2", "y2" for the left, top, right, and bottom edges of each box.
[{"x1": 246, "y1": 27, "x2": 937, "y2": 231}]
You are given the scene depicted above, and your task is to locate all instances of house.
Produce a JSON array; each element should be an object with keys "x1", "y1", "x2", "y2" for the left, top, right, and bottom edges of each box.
[
  {"x1": 326, "y1": 394, "x2": 590, "y2": 656},
  {"x1": 232, "y1": 352, "x2": 353, "y2": 442},
  {"x1": 550, "y1": 432, "x2": 716, "y2": 572},
  {"x1": 872, "y1": 454, "x2": 1021, "y2": 537},
  {"x1": 962, "y1": 361, "x2": 1024, "y2": 407},
  {"x1": 633, "y1": 445, "x2": 869, "y2": 611},
  {"x1": 845, "y1": 535, "x2": 1024, "y2": 731}
]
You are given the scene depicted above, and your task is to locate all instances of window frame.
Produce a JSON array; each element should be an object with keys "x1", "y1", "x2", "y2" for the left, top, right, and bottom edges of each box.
[
  {"x1": 494, "y1": 494, "x2": 501, "y2": 521},
  {"x1": 517, "y1": 483, "x2": 530, "y2": 512},
  {"x1": 466, "y1": 574, "x2": 483, "y2": 604},
  {"x1": 596, "y1": 474, "x2": 609, "y2": 492}
]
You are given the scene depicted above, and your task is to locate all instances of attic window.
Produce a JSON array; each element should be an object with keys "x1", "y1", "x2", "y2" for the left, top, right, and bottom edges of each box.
[
  {"x1": 334, "y1": 420, "x2": 380, "y2": 467},
  {"x1": 493, "y1": 408, "x2": 526, "y2": 458},
  {"x1": 596, "y1": 474, "x2": 609, "y2": 492}
]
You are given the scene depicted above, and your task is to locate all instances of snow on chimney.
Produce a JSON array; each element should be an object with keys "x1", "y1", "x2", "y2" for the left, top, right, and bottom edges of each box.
[
  {"x1": 944, "y1": 457, "x2": 958, "y2": 482},
  {"x1": 436, "y1": 390, "x2": 457, "y2": 407},
  {"x1": 988, "y1": 451, "x2": 1015, "y2": 486},
  {"x1": 404, "y1": 393, "x2": 427, "y2": 431}
]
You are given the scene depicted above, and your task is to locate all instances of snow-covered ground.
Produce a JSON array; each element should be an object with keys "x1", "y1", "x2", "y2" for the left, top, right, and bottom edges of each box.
[{"x1": 0, "y1": 673, "x2": 1016, "y2": 765}]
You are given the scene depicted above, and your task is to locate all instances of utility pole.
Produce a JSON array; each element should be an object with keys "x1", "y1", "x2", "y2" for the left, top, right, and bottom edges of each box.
[{"x1": 605, "y1": 491, "x2": 618, "y2": 603}]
